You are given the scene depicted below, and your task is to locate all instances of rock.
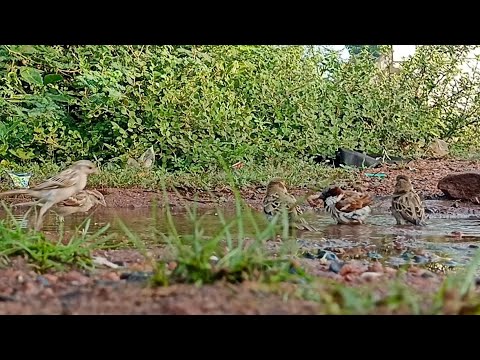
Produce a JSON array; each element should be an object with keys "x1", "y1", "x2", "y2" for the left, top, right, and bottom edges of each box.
[
  {"x1": 43, "y1": 274, "x2": 58, "y2": 284},
  {"x1": 36, "y1": 276, "x2": 50, "y2": 287},
  {"x1": 360, "y1": 272, "x2": 383, "y2": 281},
  {"x1": 437, "y1": 172, "x2": 480, "y2": 202},
  {"x1": 368, "y1": 262, "x2": 384, "y2": 273},
  {"x1": 427, "y1": 139, "x2": 449, "y2": 158},
  {"x1": 340, "y1": 262, "x2": 368, "y2": 276},
  {"x1": 63, "y1": 271, "x2": 90, "y2": 286},
  {"x1": 92, "y1": 256, "x2": 121, "y2": 269},
  {"x1": 102, "y1": 272, "x2": 121, "y2": 281},
  {"x1": 120, "y1": 271, "x2": 153, "y2": 283},
  {"x1": 329, "y1": 261, "x2": 345, "y2": 274}
]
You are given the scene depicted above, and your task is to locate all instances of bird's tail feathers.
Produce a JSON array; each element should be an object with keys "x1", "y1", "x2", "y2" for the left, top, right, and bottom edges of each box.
[{"x1": 0, "y1": 189, "x2": 29, "y2": 197}]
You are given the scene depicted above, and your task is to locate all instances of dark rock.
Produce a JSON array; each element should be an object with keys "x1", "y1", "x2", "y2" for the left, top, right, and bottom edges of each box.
[
  {"x1": 302, "y1": 250, "x2": 338, "y2": 262},
  {"x1": 317, "y1": 250, "x2": 339, "y2": 262},
  {"x1": 120, "y1": 271, "x2": 154, "y2": 283},
  {"x1": 329, "y1": 261, "x2": 345, "y2": 274},
  {"x1": 413, "y1": 255, "x2": 428, "y2": 264},
  {"x1": 469, "y1": 244, "x2": 479, "y2": 249},
  {"x1": 421, "y1": 271, "x2": 435, "y2": 278},
  {"x1": 302, "y1": 252, "x2": 317, "y2": 260},
  {"x1": 0, "y1": 295, "x2": 16, "y2": 302},
  {"x1": 367, "y1": 251, "x2": 383, "y2": 260},
  {"x1": 437, "y1": 172, "x2": 480, "y2": 202}
]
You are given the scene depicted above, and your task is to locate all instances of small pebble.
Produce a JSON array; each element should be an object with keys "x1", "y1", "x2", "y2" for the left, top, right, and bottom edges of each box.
[
  {"x1": 368, "y1": 262, "x2": 384, "y2": 273},
  {"x1": 367, "y1": 251, "x2": 383, "y2": 260},
  {"x1": 384, "y1": 267, "x2": 397, "y2": 275},
  {"x1": 209, "y1": 256, "x2": 219, "y2": 263},
  {"x1": 63, "y1": 271, "x2": 89, "y2": 285},
  {"x1": 103, "y1": 272, "x2": 121, "y2": 281},
  {"x1": 36, "y1": 276, "x2": 50, "y2": 287},
  {"x1": 43, "y1": 274, "x2": 58, "y2": 284},
  {"x1": 40, "y1": 288, "x2": 55, "y2": 298},
  {"x1": 360, "y1": 272, "x2": 383, "y2": 281}
]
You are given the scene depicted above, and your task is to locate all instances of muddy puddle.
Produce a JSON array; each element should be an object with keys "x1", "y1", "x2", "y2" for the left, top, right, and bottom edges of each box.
[{"x1": 2, "y1": 200, "x2": 480, "y2": 274}]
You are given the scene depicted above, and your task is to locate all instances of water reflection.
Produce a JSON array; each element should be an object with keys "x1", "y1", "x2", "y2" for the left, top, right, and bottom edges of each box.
[{"x1": 2, "y1": 205, "x2": 480, "y2": 270}]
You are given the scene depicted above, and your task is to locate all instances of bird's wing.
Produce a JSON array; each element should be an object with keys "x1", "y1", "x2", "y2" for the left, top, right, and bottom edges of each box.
[
  {"x1": 33, "y1": 167, "x2": 79, "y2": 190},
  {"x1": 60, "y1": 192, "x2": 89, "y2": 207},
  {"x1": 263, "y1": 193, "x2": 282, "y2": 217},
  {"x1": 337, "y1": 193, "x2": 372, "y2": 212},
  {"x1": 139, "y1": 146, "x2": 155, "y2": 167},
  {"x1": 392, "y1": 192, "x2": 425, "y2": 225}
]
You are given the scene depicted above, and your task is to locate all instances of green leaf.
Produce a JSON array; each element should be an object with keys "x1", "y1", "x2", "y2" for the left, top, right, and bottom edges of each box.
[
  {"x1": 19, "y1": 67, "x2": 43, "y2": 86},
  {"x1": 44, "y1": 74, "x2": 64, "y2": 85},
  {"x1": 9, "y1": 148, "x2": 35, "y2": 160},
  {"x1": 46, "y1": 93, "x2": 73, "y2": 103},
  {"x1": 10, "y1": 45, "x2": 36, "y2": 54}
]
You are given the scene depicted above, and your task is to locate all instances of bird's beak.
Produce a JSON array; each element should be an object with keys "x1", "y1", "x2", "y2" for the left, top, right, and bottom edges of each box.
[{"x1": 99, "y1": 198, "x2": 107, "y2": 207}]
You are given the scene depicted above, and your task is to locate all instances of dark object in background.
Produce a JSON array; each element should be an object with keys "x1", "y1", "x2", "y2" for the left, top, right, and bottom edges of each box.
[
  {"x1": 312, "y1": 148, "x2": 407, "y2": 168},
  {"x1": 335, "y1": 148, "x2": 381, "y2": 168}
]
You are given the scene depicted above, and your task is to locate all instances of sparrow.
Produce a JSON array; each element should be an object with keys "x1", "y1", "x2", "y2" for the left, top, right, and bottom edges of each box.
[
  {"x1": 51, "y1": 189, "x2": 106, "y2": 219},
  {"x1": 391, "y1": 174, "x2": 426, "y2": 226},
  {"x1": 317, "y1": 185, "x2": 373, "y2": 225},
  {"x1": 0, "y1": 160, "x2": 99, "y2": 230},
  {"x1": 262, "y1": 177, "x2": 316, "y2": 231},
  {"x1": 127, "y1": 146, "x2": 155, "y2": 169}
]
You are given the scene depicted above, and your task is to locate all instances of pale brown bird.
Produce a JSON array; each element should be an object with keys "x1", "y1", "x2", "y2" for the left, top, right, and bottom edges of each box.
[
  {"x1": 317, "y1": 185, "x2": 373, "y2": 225},
  {"x1": 1, "y1": 160, "x2": 99, "y2": 230},
  {"x1": 391, "y1": 174, "x2": 426, "y2": 226},
  {"x1": 127, "y1": 146, "x2": 155, "y2": 169},
  {"x1": 262, "y1": 177, "x2": 316, "y2": 231},
  {"x1": 51, "y1": 189, "x2": 106, "y2": 219}
]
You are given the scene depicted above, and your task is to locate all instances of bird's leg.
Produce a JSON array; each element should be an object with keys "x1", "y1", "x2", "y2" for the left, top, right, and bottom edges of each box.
[
  {"x1": 13, "y1": 200, "x2": 41, "y2": 208},
  {"x1": 34, "y1": 201, "x2": 55, "y2": 231},
  {"x1": 23, "y1": 205, "x2": 35, "y2": 218}
]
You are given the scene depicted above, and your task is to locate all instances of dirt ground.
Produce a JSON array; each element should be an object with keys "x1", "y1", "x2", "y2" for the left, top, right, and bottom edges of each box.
[
  {"x1": 1, "y1": 158, "x2": 479, "y2": 314},
  {"x1": 91, "y1": 158, "x2": 480, "y2": 209}
]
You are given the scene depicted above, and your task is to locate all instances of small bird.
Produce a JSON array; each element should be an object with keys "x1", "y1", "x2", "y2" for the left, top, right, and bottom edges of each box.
[
  {"x1": 391, "y1": 174, "x2": 426, "y2": 226},
  {"x1": 262, "y1": 177, "x2": 316, "y2": 231},
  {"x1": 0, "y1": 160, "x2": 99, "y2": 230},
  {"x1": 127, "y1": 146, "x2": 155, "y2": 169},
  {"x1": 317, "y1": 185, "x2": 373, "y2": 225},
  {"x1": 51, "y1": 189, "x2": 107, "y2": 219}
]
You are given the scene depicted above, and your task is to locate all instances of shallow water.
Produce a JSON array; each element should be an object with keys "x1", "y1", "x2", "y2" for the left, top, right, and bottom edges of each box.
[{"x1": 2, "y1": 205, "x2": 480, "y2": 272}]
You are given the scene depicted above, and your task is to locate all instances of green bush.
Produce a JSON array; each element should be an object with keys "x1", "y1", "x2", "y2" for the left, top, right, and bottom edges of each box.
[{"x1": 1, "y1": 45, "x2": 479, "y2": 170}]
